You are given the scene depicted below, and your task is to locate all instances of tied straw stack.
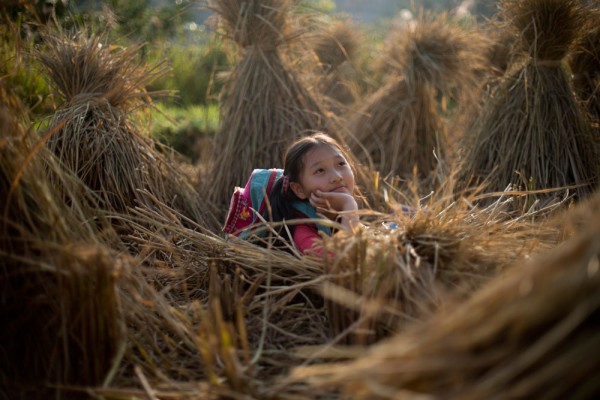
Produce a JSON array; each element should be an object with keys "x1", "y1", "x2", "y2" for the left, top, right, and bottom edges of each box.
[
  {"x1": 203, "y1": 0, "x2": 331, "y2": 221},
  {"x1": 36, "y1": 30, "x2": 216, "y2": 231},
  {"x1": 311, "y1": 17, "x2": 363, "y2": 112},
  {"x1": 349, "y1": 12, "x2": 485, "y2": 182},
  {"x1": 457, "y1": 0, "x2": 600, "y2": 207},
  {"x1": 569, "y1": 4, "x2": 600, "y2": 135}
]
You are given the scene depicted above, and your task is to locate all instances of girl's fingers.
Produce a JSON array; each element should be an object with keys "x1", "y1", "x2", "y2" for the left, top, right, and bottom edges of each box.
[
  {"x1": 310, "y1": 193, "x2": 323, "y2": 208},
  {"x1": 310, "y1": 192, "x2": 332, "y2": 212}
]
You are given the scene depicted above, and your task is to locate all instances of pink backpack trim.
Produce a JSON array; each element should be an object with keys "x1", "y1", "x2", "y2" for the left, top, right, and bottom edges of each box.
[{"x1": 223, "y1": 169, "x2": 281, "y2": 237}]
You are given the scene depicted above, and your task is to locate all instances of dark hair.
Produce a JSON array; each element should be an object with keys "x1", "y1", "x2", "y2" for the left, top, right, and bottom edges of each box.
[{"x1": 265, "y1": 132, "x2": 354, "y2": 241}]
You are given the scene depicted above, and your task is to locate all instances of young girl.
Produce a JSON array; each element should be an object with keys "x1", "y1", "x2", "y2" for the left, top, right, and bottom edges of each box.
[{"x1": 266, "y1": 132, "x2": 361, "y2": 255}]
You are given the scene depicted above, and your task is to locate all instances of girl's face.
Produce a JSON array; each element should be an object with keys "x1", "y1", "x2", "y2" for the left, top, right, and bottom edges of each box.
[{"x1": 290, "y1": 144, "x2": 355, "y2": 200}]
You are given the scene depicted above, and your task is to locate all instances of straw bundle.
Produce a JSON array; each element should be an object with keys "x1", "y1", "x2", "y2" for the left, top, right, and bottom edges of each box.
[
  {"x1": 293, "y1": 193, "x2": 600, "y2": 400},
  {"x1": 569, "y1": 5, "x2": 600, "y2": 135},
  {"x1": 482, "y1": 19, "x2": 518, "y2": 81},
  {"x1": 311, "y1": 18, "x2": 362, "y2": 111},
  {"x1": 36, "y1": 30, "x2": 216, "y2": 229},
  {"x1": 312, "y1": 18, "x2": 359, "y2": 72},
  {"x1": 318, "y1": 185, "x2": 563, "y2": 346},
  {"x1": 457, "y1": 0, "x2": 600, "y2": 204},
  {"x1": 0, "y1": 107, "x2": 126, "y2": 397},
  {"x1": 1, "y1": 107, "x2": 219, "y2": 396},
  {"x1": 349, "y1": 12, "x2": 484, "y2": 181},
  {"x1": 204, "y1": 0, "x2": 331, "y2": 219}
]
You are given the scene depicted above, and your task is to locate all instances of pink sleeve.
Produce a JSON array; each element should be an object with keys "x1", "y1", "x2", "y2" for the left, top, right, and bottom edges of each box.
[{"x1": 293, "y1": 223, "x2": 323, "y2": 255}]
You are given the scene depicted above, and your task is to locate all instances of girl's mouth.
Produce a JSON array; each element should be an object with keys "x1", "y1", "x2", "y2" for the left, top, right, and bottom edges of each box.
[{"x1": 330, "y1": 186, "x2": 347, "y2": 193}]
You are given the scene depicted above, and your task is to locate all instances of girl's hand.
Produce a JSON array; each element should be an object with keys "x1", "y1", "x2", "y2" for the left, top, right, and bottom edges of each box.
[
  {"x1": 310, "y1": 189, "x2": 361, "y2": 232},
  {"x1": 310, "y1": 189, "x2": 358, "y2": 214}
]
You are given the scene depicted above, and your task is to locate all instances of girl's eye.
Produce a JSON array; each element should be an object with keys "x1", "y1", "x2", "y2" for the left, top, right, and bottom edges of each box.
[
  {"x1": 338, "y1": 160, "x2": 347, "y2": 166},
  {"x1": 314, "y1": 168, "x2": 324, "y2": 174}
]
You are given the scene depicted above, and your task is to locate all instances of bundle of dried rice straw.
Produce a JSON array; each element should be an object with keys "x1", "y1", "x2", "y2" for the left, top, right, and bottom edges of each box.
[
  {"x1": 0, "y1": 105, "x2": 126, "y2": 397},
  {"x1": 349, "y1": 12, "x2": 485, "y2": 182},
  {"x1": 36, "y1": 30, "x2": 216, "y2": 230},
  {"x1": 315, "y1": 179, "x2": 563, "y2": 346},
  {"x1": 310, "y1": 17, "x2": 362, "y2": 110},
  {"x1": 569, "y1": 4, "x2": 600, "y2": 135},
  {"x1": 203, "y1": 0, "x2": 332, "y2": 220},
  {"x1": 1, "y1": 103, "x2": 222, "y2": 398},
  {"x1": 457, "y1": 0, "x2": 600, "y2": 205}
]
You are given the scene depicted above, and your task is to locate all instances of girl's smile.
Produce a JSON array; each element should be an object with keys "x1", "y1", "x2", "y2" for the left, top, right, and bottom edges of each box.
[{"x1": 331, "y1": 185, "x2": 348, "y2": 193}]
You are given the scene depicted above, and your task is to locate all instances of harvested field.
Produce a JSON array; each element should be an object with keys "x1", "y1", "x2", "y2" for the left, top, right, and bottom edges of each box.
[{"x1": 2, "y1": 1, "x2": 600, "y2": 399}]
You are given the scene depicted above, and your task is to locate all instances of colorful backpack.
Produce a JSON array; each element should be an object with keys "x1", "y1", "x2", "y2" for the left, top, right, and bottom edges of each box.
[{"x1": 223, "y1": 168, "x2": 331, "y2": 239}]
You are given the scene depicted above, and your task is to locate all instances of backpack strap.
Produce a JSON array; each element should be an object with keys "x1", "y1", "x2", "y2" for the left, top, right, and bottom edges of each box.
[
  {"x1": 291, "y1": 200, "x2": 332, "y2": 236},
  {"x1": 255, "y1": 169, "x2": 283, "y2": 218}
]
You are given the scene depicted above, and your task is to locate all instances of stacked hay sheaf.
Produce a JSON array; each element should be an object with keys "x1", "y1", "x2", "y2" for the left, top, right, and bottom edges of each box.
[
  {"x1": 457, "y1": 0, "x2": 600, "y2": 205},
  {"x1": 569, "y1": 4, "x2": 600, "y2": 136},
  {"x1": 317, "y1": 185, "x2": 563, "y2": 346},
  {"x1": 36, "y1": 31, "x2": 216, "y2": 230},
  {"x1": 204, "y1": 0, "x2": 331, "y2": 220},
  {"x1": 484, "y1": 21, "x2": 517, "y2": 81},
  {"x1": 0, "y1": 99, "x2": 235, "y2": 397},
  {"x1": 0, "y1": 103, "x2": 126, "y2": 397},
  {"x1": 349, "y1": 12, "x2": 484, "y2": 182},
  {"x1": 0, "y1": 115, "x2": 211, "y2": 397},
  {"x1": 293, "y1": 193, "x2": 600, "y2": 400},
  {"x1": 311, "y1": 18, "x2": 362, "y2": 112}
]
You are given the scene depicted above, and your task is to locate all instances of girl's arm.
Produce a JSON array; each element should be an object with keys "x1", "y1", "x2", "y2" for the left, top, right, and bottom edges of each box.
[
  {"x1": 293, "y1": 223, "x2": 324, "y2": 255},
  {"x1": 309, "y1": 189, "x2": 360, "y2": 232}
]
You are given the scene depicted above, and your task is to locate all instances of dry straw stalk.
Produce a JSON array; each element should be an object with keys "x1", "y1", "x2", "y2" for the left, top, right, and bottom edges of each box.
[{"x1": 316, "y1": 180, "x2": 563, "y2": 346}]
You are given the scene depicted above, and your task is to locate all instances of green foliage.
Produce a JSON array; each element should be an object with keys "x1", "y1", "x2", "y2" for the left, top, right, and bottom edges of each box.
[
  {"x1": 300, "y1": 0, "x2": 336, "y2": 14},
  {"x1": 69, "y1": 0, "x2": 196, "y2": 43},
  {"x1": 103, "y1": 0, "x2": 195, "y2": 42},
  {"x1": 0, "y1": 24, "x2": 55, "y2": 116},
  {"x1": 106, "y1": 0, "x2": 150, "y2": 37},
  {"x1": 147, "y1": 39, "x2": 232, "y2": 106},
  {"x1": 150, "y1": 103, "x2": 220, "y2": 161}
]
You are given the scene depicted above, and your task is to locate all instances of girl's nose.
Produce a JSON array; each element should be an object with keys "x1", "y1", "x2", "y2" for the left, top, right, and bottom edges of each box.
[{"x1": 330, "y1": 171, "x2": 342, "y2": 182}]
